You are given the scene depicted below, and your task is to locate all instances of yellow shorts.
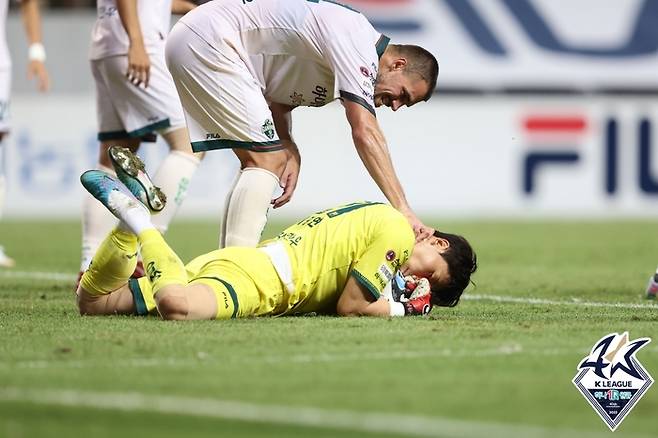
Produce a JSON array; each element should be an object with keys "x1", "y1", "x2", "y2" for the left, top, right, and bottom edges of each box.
[{"x1": 130, "y1": 247, "x2": 285, "y2": 319}]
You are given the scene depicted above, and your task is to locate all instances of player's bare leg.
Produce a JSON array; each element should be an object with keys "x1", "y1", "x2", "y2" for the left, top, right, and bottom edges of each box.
[
  {"x1": 221, "y1": 148, "x2": 286, "y2": 247},
  {"x1": 78, "y1": 283, "x2": 135, "y2": 316},
  {"x1": 0, "y1": 131, "x2": 15, "y2": 268}
]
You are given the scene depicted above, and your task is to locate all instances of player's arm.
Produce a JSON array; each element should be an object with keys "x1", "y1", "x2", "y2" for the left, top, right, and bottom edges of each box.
[
  {"x1": 270, "y1": 102, "x2": 301, "y2": 208},
  {"x1": 343, "y1": 100, "x2": 433, "y2": 240},
  {"x1": 337, "y1": 276, "x2": 391, "y2": 317},
  {"x1": 116, "y1": 0, "x2": 150, "y2": 87},
  {"x1": 337, "y1": 276, "x2": 431, "y2": 317},
  {"x1": 171, "y1": 0, "x2": 196, "y2": 15},
  {"x1": 20, "y1": 0, "x2": 49, "y2": 92}
]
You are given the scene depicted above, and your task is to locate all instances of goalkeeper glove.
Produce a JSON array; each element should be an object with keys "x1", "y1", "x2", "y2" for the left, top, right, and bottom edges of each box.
[
  {"x1": 403, "y1": 293, "x2": 432, "y2": 316},
  {"x1": 387, "y1": 273, "x2": 433, "y2": 316}
]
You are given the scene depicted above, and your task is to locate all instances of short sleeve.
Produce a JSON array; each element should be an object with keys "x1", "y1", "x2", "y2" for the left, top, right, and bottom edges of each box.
[
  {"x1": 323, "y1": 26, "x2": 388, "y2": 116},
  {"x1": 350, "y1": 212, "x2": 414, "y2": 299}
]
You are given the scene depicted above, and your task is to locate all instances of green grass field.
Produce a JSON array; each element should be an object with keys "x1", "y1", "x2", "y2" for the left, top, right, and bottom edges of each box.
[{"x1": 1, "y1": 219, "x2": 657, "y2": 438}]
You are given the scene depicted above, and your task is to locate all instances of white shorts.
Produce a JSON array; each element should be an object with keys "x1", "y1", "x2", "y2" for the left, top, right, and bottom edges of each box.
[
  {"x1": 165, "y1": 22, "x2": 283, "y2": 153},
  {"x1": 0, "y1": 69, "x2": 11, "y2": 133},
  {"x1": 91, "y1": 53, "x2": 186, "y2": 143}
]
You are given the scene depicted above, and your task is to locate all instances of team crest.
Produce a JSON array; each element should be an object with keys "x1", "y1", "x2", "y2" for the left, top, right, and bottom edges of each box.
[
  {"x1": 262, "y1": 119, "x2": 275, "y2": 140},
  {"x1": 573, "y1": 332, "x2": 653, "y2": 431}
]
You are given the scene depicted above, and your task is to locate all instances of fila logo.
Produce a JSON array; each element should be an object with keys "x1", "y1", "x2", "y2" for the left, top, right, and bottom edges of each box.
[{"x1": 522, "y1": 115, "x2": 658, "y2": 196}]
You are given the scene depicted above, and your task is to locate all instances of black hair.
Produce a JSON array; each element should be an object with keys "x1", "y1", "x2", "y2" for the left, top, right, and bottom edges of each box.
[{"x1": 431, "y1": 230, "x2": 477, "y2": 307}]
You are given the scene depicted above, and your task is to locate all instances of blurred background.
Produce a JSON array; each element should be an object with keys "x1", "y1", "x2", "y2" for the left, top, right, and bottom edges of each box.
[{"x1": 3, "y1": 0, "x2": 658, "y2": 221}]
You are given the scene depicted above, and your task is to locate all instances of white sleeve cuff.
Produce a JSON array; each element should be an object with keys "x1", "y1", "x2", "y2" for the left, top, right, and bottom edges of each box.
[{"x1": 389, "y1": 301, "x2": 405, "y2": 317}]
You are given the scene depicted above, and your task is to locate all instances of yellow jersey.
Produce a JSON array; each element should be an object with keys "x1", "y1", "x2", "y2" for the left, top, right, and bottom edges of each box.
[{"x1": 260, "y1": 202, "x2": 415, "y2": 315}]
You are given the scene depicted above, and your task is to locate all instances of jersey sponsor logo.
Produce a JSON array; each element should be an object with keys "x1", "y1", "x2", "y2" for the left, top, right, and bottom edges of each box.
[
  {"x1": 261, "y1": 119, "x2": 275, "y2": 139},
  {"x1": 378, "y1": 263, "x2": 394, "y2": 282},
  {"x1": 573, "y1": 332, "x2": 653, "y2": 431},
  {"x1": 310, "y1": 85, "x2": 329, "y2": 107}
]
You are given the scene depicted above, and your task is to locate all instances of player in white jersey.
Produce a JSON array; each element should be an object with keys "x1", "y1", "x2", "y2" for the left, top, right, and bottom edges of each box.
[
  {"x1": 81, "y1": 0, "x2": 200, "y2": 278},
  {"x1": 165, "y1": 0, "x2": 439, "y2": 248},
  {"x1": 0, "y1": 0, "x2": 49, "y2": 268}
]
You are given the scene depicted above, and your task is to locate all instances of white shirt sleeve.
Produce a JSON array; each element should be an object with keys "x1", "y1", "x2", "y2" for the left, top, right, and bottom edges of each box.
[{"x1": 323, "y1": 27, "x2": 385, "y2": 116}]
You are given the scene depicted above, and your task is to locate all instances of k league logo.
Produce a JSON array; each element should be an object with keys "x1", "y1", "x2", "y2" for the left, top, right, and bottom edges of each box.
[{"x1": 573, "y1": 332, "x2": 653, "y2": 431}]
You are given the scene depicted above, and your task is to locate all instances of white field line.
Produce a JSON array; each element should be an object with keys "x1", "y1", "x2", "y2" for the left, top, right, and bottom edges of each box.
[
  {"x1": 0, "y1": 344, "x2": 544, "y2": 371},
  {"x1": 464, "y1": 294, "x2": 658, "y2": 310},
  {"x1": 0, "y1": 270, "x2": 76, "y2": 282},
  {"x1": 3, "y1": 270, "x2": 658, "y2": 310},
  {"x1": 4, "y1": 345, "x2": 656, "y2": 371},
  {"x1": 0, "y1": 387, "x2": 648, "y2": 438}
]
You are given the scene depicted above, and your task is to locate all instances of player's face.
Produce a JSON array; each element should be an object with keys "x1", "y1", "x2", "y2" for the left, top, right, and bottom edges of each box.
[
  {"x1": 374, "y1": 66, "x2": 430, "y2": 111},
  {"x1": 401, "y1": 236, "x2": 451, "y2": 289}
]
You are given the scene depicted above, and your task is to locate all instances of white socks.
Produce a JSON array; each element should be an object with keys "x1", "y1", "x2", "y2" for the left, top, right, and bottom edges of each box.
[
  {"x1": 0, "y1": 172, "x2": 5, "y2": 220},
  {"x1": 81, "y1": 164, "x2": 118, "y2": 271},
  {"x1": 151, "y1": 151, "x2": 200, "y2": 234},
  {"x1": 221, "y1": 167, "x2": 280, "y2": 248},
  {"x1": 0, "y1": 137, "x2": 5, "y2": 219},
  {"x1": 120, "y1": 206, "x2": 154, "y2": 235}
]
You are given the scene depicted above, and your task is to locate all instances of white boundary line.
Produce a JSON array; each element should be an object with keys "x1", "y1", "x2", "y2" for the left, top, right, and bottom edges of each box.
[
  {"x1": 464, "y1": 294, "x2": 658, "y2": 310},
  {"x1": 0, "y1": 344, "x2": 541, "y2": 371},
  {"x1": 0, "y1": 270, "x2": 76, "y2": 282},
  {"x1": 3, "y1": 270, "x2": 658, "y2": 310},
  {"x1": 0, "y1": 387, "x2": 649, "y2": 438}
]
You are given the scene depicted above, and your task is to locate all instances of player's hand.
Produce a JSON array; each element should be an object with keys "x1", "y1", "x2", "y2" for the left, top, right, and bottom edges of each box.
[
  {"x1": 402, "y1": 210, "x2": 435, "y2": 242},
  {"x1": 27, "y1": 60, "x2": 49, "y2": 92},
  {"x1": 272, "y1": 146, "x2": 301, "y2": 209},
  {"x1": 403, "y1": 293, "x2": 432, "y2": 316},
  {"x1": 126, "y1": 43, "x2": 150, "y2": 88}
]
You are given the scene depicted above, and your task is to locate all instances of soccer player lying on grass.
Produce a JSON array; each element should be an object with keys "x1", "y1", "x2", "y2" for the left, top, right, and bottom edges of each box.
[{"x1": 76, "y1": 158, "x2": 476, "y2": 320}]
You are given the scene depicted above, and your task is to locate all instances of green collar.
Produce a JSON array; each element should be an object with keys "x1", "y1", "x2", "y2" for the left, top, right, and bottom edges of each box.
[{"x1": 376, "y1": 34, "x2": 390, "y2": 59}]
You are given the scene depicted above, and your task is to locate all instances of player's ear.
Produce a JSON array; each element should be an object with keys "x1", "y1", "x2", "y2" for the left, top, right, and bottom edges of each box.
[
  {"x1": 436, "y1": 237, "x2": 450, "y2": 252},
  {"x1": 392, "y1": 58, "x2": 407, "y2": 71}
]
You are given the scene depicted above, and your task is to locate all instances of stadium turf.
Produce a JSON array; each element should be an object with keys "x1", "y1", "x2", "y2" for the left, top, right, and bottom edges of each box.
[{"x1": 1, "y1": 220, "x2": 657, "y2": 437}]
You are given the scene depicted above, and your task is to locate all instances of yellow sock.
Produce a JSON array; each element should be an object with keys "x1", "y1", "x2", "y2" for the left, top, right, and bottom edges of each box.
[
  {"x1": 138, "y1": 228, "x2": 188, "y2": 295},
  {"x1": 80, "y1": 228, "x2": 138, "y2": 295}
]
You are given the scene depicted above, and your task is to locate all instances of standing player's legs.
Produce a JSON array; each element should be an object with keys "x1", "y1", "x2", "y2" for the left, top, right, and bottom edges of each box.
[
  {"x1": 82, "y1": 55, "x2": 201, "y2": 273},
  {"x1": 150, "y1": 126, "x2": 202, "y2": 235},
  {"x1": 0, "y1": 69, "x2": 14, "y2": 267},
  {"x1": 222, "y1": 149, "x2": 286, "y2": 247},
  {"x1": 0, "y1": 132, "x2": 13, "y2": 268},
  {"x1": 166, "y1": 23, "x2": 285, "y2": 248}
]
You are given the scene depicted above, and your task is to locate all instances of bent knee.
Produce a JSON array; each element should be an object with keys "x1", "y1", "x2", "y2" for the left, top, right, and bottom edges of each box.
[
  {"x1": 77, "y1": 290, "x2": 102, "y2": 316},
  {"x1": 156, "y1": 294, "x2": 189, "y2": 321},
  {"x1": 235, "y1": 150, "x2": 287, "y2": 176}
]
